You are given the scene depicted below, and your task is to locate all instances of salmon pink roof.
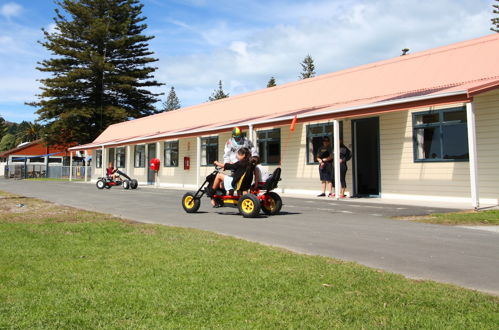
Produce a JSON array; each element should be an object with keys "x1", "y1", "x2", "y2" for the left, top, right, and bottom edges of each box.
[{"x1": 71, "y1": 33, "x2": 499, "y2": 150}]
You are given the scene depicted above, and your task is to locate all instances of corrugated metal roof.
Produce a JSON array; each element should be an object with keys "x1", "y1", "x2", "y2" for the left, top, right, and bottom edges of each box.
[{"x1": 72, "y1": 33, "x2": 499, "y2": 150}]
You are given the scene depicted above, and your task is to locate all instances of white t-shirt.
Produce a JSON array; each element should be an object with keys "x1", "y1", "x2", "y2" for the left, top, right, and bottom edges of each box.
[{"x1": 255, "y1": 165, "x2": 269, "y2": 183}]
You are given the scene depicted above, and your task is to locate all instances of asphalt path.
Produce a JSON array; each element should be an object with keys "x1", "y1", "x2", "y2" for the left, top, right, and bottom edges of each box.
[{"x1": 1, "y1": 179, "x2": 498, "y2": 295}]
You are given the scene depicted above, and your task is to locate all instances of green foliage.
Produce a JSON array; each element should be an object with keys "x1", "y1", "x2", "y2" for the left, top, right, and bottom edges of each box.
[
  {"x1": 492, "y1": 0, "x2": 499, "y2": 32},
  {"x1": 0, "y1": 197, "x2": 498, "y2": 329},
  {"x1": 0, "y1": 133, "x2": 17, "y2": 152},
  {"x1": 0, "y1": 116, "x2": 6, "y2": 141},
  {"x1": 267, "y1": 76, "x2": 276, "y2": 88},
  {"x1": 300, "y1": 54, "x2": 316, "y2": 79},
  {"x1": 15, "y1": 122, "x2": 42, "y2": 144},
  {"x1": 29, "y1": 0, "x2": 163, "y2": 147},
  {"x1": 208, "y1": 80, "x2": 229, "y2": 101},
  {"x1": 163, "y1": 86, "x2": 181, "y2": 111}
]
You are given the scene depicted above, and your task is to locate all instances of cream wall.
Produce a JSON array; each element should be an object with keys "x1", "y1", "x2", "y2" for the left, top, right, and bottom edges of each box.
[
  {"x1": 474, "y1": 89, "x2": 499, "y2": 203},
  {"x1": 255, "y1": 120, "x2": 352, "y2": 195},
  {"x1": 379, "y1": 103, "x2": 471, "y2": 201},
  {"x1": 129, "y1": 144, "x2": 147, "y2": 184},
  {"x1": 157, "y1": 137, "x2": 198, "y2": 188}
]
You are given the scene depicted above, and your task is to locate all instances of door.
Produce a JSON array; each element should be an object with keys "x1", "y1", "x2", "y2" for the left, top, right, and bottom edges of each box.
[
  {"x1": 352, "y1": 117, "x2": 380, "y2": 196},
  {"x1": 107, "y1": 148, "x2": 115, "y2": 167},
  {"x1": 147, "y1": 143, "x2": 156, "y2": 185}
]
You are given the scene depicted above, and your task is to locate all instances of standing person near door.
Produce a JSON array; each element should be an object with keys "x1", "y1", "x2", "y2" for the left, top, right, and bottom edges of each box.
[
  {"x1": 316, "y1": 136, "x2": 333, "y2": 197},
  {"x1": 331, "y1": 139, "x2": 351, "y2": 198}
]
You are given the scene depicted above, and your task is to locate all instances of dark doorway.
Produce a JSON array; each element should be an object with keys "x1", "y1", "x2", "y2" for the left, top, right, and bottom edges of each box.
[
  {"x1": 107, "y1": 148, "x2": 115, "y2": 167},
  {"x1": 147, "y1": 143, "x2": 156, "y2": 185},
  {"x1": 352, "y1": 117, "x2": 380, "y2": 196}
]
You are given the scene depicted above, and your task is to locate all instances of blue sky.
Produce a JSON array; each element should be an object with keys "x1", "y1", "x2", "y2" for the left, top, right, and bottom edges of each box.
[{"x1": 0, "y1": 0, "x2": 495, "y2": 123}]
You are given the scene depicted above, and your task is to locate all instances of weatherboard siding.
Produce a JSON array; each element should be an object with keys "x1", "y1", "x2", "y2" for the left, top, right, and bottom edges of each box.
[
  {"x1": 475, "y1": 89, "x2": 499, "y2": 202},
  {"x1": 268, "y1": 121, "x2": 353, "y2": 195},
  {"x1": 158, "y1": 137, "x2": 197, "y2": 188},
  {"x1": 379, "y1": 104, "x2": 471, "y2": 199}
]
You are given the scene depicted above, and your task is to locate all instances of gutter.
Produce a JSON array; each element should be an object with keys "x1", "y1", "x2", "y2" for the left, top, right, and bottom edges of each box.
[{"x1": 69, "y1": 90, "x2": 468, "y2": 150}]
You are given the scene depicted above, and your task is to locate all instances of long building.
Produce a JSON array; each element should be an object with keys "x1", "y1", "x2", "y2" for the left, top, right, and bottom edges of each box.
[{"x1": 70, "y1": 33, "x2": 499, "y2": 208}]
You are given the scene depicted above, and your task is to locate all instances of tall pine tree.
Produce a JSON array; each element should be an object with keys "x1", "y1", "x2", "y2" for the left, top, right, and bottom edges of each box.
[
  {"x1": 0, "y1": 116, "x2": 6, "y2": 141},
  {"x1": 299, "y1": 54, "x2": 316, "y2": 79},
  {"x1": 492, "y1": 0, "x2": 499, "y2": 32},
  {"x1": 163, "y1": 86, "x2": 181, "y2": 111},
  {"x1": 267, "y1": 76, "x2": 276, "y2": 87},
  {"x1": 29, "y1": 0, "x2": 163, "y2": 146},
  {"x1": 208, "y1": 80, "x2": 229, "y2": 101}
]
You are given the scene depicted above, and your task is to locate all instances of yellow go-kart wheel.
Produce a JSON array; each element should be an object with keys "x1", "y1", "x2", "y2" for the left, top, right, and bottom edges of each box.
[
  {"x1": 182, "y1": 192, "x2": 201, "y2": 213},
  {"x1": 261, "y1": 192, "x2": 283, "y2": 215},
  {"x1": 237, "y1": 194, "x2": 261, "y2": 218}
]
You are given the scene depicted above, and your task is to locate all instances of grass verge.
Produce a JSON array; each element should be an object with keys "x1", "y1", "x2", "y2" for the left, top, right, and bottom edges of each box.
[
  {"x1": 1, "y1": 191, "x2": 498, "y2": 328},
  {"x1": 395, "y1": 210, "x2": 499, "y2": 225}
]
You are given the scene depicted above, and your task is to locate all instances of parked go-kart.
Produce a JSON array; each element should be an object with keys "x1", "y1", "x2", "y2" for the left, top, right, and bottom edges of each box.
[
  {"x1": 181, "y1": 166, "x2": 282, "y2": 218},
  {"x1": 96, "y1": 170, "x2": 138, "y2": 190}
]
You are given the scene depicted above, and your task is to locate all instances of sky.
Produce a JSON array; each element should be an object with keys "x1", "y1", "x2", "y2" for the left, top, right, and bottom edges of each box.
[{"x1": 0, "y1": 0, "x2": 495, "y2": 123}]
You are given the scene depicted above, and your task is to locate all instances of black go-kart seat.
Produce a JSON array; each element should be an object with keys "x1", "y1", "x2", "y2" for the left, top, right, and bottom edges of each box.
[{"x1": 262, "y1": 167, "x2": 281, "y2": 191}]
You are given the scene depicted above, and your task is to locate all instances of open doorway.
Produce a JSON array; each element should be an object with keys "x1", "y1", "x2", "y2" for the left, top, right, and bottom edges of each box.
[
  {"x1": 147, "y1": 143, "x2": 156, "y2": 185},
  {"x1": 352, "y1": 117, "x2": 380, "y2": 196}
]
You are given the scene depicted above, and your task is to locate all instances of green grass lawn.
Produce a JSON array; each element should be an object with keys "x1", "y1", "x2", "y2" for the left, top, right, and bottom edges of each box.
[
  {"x1": 1, "y1": 191, "x2": 498, "y2": 329},
  {"x1": 396, "y1": 210, "x2": 499, "y2": 225}
]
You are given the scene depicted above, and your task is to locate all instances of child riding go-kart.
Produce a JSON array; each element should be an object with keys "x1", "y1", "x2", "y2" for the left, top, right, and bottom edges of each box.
[
  {"x1": 96, "y1": 169, "x2": 138, "y2": 190},
  {"x1": 181, "y1": 166, "x2": 282, "y2": 218}
]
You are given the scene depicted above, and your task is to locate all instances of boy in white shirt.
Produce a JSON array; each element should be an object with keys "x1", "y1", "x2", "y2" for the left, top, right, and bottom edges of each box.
[{"x1": 251, "y1": 156, "x2": 269, "y2": 190}]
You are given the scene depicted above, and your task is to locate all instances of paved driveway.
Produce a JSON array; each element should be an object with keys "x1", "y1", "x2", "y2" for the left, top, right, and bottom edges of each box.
[{"x1": 1, "y1": 179, "x2": 498, "y2": 295}]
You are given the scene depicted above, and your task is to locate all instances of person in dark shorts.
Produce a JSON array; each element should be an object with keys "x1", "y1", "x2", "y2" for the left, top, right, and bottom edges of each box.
[
  {"x1": 316, "y1": 136, "x2": 333, "y2": 197},
  {"x1": 331, "y1": 139, "x2": 351, "y2": 198}
]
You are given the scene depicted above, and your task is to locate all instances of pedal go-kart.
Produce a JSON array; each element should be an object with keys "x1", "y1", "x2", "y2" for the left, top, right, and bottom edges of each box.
[
  {"x1": 96, "y1": 170, "x2": 138, "y2": 190},
  {"x1": 181, "y1": 166, "x2": 282, "y2": 218}
]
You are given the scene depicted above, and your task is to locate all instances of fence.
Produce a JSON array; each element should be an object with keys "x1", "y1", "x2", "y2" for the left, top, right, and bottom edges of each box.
[{"x1": 3, "y1": 165, "x2": 91, "y2": 180}]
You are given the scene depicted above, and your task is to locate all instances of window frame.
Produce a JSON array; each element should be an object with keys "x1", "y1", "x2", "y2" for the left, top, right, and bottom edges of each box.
[
  {"x1": 306, "y1": 122, "x2": 343, "y2": 164},
  {"x1": 257, "y1": 128, "x2": 281, "y2": 165},
  {"x1": 164, "y1": 140, "x2": 179, "y2": 167},
  {"x1": 412, "y1": 107, "x2": 469, "y2": 163},
  {"x1": 95, "y1": 150, "x2": 102, "y2": 168},
  {"x1": 134, "y1": 144, "x2": 146, "y2": 168},
  {"x1": 200, "y1": 136, "x2": 218, "y2": 167},
  {"x1": 115, "y1": 147, "x2": 126, "y2": 168}
]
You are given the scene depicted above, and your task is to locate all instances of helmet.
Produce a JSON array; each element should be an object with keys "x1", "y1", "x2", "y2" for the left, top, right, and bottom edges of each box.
[
  {"x1": 232, "y1": 127, "x2": 243, "y2": 144},
  {"x1": 232, "y1": 127, "x2": 243, "y2": 138}
]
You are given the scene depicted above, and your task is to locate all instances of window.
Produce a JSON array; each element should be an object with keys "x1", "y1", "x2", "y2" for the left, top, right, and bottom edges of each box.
[
  {"x1": 95, "y1": 150, "x2": 102, "y2": 168},
  {"x1": 306, "y1": 122, "x2": 343, "y2": 164},
  {"x1": 201, "y1": 136, "x2": 218, "y2": 166},
  {"x1": 28, "y1": 157, "x2": 45, "y2": 163},
  {"x1": 134, "y1": 145, "x2": 146, "y2": 167},
  {"x1": 116, "y1": 147, "x2": 126, "y2": 168},
  {"x1": 48, "y1": 157, "x2": 62, "y2": 164},
  {"x1": 257, "y1": 129, "x2": 281, "y2": 165},
  {"x1": 164, "y1": 141, "x2": 179, "y2": 167},
  {"x1": 413, "y1": 107, "x2": 468, "y2": 162}
]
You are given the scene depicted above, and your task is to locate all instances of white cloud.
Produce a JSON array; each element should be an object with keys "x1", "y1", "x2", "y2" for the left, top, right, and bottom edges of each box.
[
  {"x1": 0, "y1": 2, "x2": 22, "y2": 19},
  {"x1": 0, "y1": 0, "x2": 494, "y2": 123},
  {"x1": 154, "y1": 0, "x2": 493, "y2": 108}
]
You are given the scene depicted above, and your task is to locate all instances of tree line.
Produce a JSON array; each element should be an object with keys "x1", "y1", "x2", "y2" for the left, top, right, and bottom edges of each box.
[
  {"x1": 2, "y1": 0, "x2": 497, "y2": 150},
  {"x1": 0, "y1": 118, "x2": 42, "y2": 152}
]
